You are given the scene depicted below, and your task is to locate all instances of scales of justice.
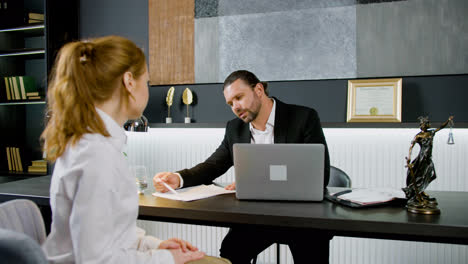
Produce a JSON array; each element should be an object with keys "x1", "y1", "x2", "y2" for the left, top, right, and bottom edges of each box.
[{"x1": 403, "y1": 115, "x2": 454, "y2": 215}]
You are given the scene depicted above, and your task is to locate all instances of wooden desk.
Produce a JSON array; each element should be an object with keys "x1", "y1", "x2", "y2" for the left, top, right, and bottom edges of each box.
[
  {"x1": 1, "y1": 176, "x2": 468, "y2": 245},
  {"x1": 139, "y1": 191, "x2": 468, "y2": 245}
]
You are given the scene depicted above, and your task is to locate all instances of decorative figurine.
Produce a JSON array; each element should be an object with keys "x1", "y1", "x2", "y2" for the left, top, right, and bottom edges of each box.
[
  {"x1": 182, "y1": 87, "x2": 193, "y2": 123},
  {"x1": 166, "y1": 86, "x2": 175, "y2": 123},
  {"x1": 403, "y1": 116, "x2": 454, "y2": 214}
]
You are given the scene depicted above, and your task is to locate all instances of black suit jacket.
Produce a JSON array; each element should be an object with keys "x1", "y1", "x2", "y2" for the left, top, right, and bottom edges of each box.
[{"x1": 178, "y1": 98, "x2": 330, "y2": 188}]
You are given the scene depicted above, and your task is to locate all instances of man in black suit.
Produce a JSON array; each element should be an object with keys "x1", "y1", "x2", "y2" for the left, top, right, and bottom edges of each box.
[{"x1": 154, "y1": 70, "x2": 331, "y2": 264}]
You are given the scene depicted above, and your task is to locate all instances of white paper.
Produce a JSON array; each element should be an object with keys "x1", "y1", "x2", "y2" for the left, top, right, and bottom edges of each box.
[
  {"x1": 335, "y1": 188, "x2": 405, "y2": 205},
  {"x1": 152, "y1": 184, "x2": 235, "y2": 202},
  {"x1": 355, "y1": 86, "x2": 394, "y2": 115}
]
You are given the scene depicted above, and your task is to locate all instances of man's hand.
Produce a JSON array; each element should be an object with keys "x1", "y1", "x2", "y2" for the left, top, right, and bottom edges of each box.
[
  {"x1": 225, "y1": 182, "x2": 236, "y2": 190},
  {"x1": 153, "y1": 172, "x2": 180, "y2": 193}
]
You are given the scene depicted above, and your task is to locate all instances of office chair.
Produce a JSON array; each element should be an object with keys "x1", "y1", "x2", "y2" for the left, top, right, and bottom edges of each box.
[
  {"x1": 252, "y1": 166, "x2": 351, "y2": 264},
  {"x1": 328, "y1": 166, "x2": 352, "y2": 188},
  {"x1": 0, "y1": 199, "x2": 48, "y2": 263}
]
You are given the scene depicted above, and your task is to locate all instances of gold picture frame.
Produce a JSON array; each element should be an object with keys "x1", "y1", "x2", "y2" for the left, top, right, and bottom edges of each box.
[{"x1": 347, "y1": 78, "x2": 402, "y2": 122}]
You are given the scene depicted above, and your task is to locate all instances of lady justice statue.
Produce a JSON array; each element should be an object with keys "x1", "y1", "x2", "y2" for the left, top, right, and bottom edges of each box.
[{"x1": 403, "y1": 116, "x2": 454, "y2": 214}]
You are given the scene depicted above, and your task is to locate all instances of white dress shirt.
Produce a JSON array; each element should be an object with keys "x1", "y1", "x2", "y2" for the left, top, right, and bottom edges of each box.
[
  {"x1": 249, "y1": 99, "x2": 276, "y2": 144},
  {"x1": 43, "y1": 108, "x2": 174, "y2": 264}
]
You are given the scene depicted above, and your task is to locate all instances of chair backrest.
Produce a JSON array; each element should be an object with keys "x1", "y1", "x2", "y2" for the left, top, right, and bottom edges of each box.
[
  {"x1": 0, "y1": 199, "x2": 46, "y2": 244},
  {"x1": 328, "y1": 166, "x2": 352, "y2": 188},
  {"x1": 0, "y1": 228, "x2": 48, "y2": 264}
]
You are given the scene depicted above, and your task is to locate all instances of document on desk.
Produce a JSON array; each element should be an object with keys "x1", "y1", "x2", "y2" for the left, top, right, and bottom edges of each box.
[
  {"x1": 331, "y1": 188, "x2": 406, "y2": 206},
  {"x1": 152, "y1": 184, "x2": 235, "y2": 202}
]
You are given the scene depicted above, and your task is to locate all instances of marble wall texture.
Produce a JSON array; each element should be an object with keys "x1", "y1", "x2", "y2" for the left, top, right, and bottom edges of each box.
[
  {"x1": 193, "y1": 0, "x2": 467, "y2": 83},
  {"x1": 217, "y1": 6, "x2": 356, "y2": 82},
  {"x1": 357, "y1": 0, "x2": 468, "y2": 77}
]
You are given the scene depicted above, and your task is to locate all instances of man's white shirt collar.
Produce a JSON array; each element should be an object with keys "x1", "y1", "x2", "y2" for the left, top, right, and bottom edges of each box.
[{"x1": 249, "y1": 98, "x2": 275, "y2": 144}]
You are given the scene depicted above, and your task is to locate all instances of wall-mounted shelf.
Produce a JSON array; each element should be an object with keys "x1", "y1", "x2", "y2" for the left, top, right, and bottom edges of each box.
[
  {"x1": 0, "y1": 100, "x2": 45, "y2": 106},
  {"x1": 0, "y1": 48, "x2": 45, "y2": 58},
  {"x1": 0, "y1": 24, "x2": 45, "y2": 36}
]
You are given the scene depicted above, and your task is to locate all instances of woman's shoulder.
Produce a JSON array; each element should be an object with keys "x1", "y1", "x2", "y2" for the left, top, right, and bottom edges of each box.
[
  {"x1": 55, "y1": 133, "x2": 120, "y2": 183},
  {"x1": 61, "y1": 133, "x2": 113, "y2": 165}
]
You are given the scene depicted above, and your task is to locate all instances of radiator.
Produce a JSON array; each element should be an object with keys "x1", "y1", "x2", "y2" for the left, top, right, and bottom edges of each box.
[{"x1": 127, "y1": 127, "x2": 468, "y2": 264}]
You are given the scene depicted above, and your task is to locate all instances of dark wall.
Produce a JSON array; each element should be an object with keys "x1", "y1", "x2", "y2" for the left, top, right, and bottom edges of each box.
[{"x1": 79, "y1": 0, "x2": 468, "y2": 124}]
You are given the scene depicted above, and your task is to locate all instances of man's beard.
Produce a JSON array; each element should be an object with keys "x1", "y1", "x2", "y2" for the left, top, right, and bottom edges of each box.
[{"x1": 238, "y1": 110, "x2": 258, "y2": 123}]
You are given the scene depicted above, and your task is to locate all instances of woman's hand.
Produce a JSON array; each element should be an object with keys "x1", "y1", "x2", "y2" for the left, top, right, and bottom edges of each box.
[
  {"x1": 159, "y1": 238, "x2": 198, "y2": 252},
  {"x1": 225, "y1": 182, "x2": 236, "y2": 190},
  {"x1": 169, "y1": 248, "x2": 205, "y2": 264},
  {"x1": 160, "y1": 238, "x2": 205, "y2": 264}
]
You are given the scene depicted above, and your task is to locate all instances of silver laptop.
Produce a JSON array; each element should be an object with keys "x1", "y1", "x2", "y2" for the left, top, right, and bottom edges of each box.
[{"x1": 233, "y1": 143, "x2": 325, "y2": 201}]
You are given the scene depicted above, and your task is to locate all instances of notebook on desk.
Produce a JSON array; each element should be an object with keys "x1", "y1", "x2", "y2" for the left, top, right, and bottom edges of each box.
[{"x1": 233, "y1": 143, "x2": 325, "y2": 201}]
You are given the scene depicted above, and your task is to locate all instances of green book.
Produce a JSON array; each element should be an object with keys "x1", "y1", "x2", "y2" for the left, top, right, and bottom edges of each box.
[{"x1": 19, "y1": 76, "x2": 37, "y2": 99}]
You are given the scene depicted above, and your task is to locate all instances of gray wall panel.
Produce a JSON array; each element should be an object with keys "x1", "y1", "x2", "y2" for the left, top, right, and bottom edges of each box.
[
  {"x1": 357, "y1": 0, "x2": 468, "y2": 77},
  {"x1": 218, "y1": 0, "x2": 356, "y2": 16},
  {"x1": 195, "y1": 0, "x2": 219, "y2": 18},
  {"x1": 219, "y1": 6, "x2": 357, "y2": 82},
  {"x1": 195, "y1": 18, "x2": 220, "y2": 83}
]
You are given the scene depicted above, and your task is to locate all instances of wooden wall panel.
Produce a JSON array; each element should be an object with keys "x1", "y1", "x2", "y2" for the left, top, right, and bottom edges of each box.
[{"x1": 149, "y1": 0, "x2": 194, "y2": 85}]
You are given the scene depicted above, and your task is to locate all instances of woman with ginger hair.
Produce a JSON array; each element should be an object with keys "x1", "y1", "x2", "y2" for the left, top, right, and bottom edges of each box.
[{"x1": 41, "y1": 36, "x2": 229, "y2": 264}]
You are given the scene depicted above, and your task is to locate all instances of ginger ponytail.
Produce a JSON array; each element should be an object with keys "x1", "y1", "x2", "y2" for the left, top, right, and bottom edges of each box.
[{"x1": 41, "y1": 36, "x2": 146, "y2": 161}]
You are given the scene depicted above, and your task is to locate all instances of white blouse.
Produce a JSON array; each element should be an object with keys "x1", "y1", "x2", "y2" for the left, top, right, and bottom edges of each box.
[{"x1": 43, "y1": 108, "x2": 174, "y2": 264}]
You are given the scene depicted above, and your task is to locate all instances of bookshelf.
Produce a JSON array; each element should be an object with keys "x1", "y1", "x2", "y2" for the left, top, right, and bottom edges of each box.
[{"x1": 0, "y1": 0, "x2": 78, "y2": 176}]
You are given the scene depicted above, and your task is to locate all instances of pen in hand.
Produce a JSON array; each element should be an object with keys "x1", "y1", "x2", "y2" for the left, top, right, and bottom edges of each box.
[{"x1": 156, "y1": 178, "x2": 179, "y2": 195}]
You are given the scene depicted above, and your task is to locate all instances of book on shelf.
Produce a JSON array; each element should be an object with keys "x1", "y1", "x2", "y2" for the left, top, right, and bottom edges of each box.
[
  {"x1": 12, "y1": 76, "x2": 22, "y2": 100},
  {"x1": 28, "y1": 19, "x2": 43, "y2": 24},
  {"x1": 17, "y1": 76, "x2": 26, "y2": 100},
  {"x1": 15, "y1": 147, "x2": 23, "y2": 171},
  {"x1": 3, "y1": 77, "x2": 11, "y2": 100},
  {"x1": 10, "y1": 147, "x2": 17, "y2": 171},
  {"x1": 28, "y1": 159, "x2": 47, "y2": 173},
  {"x1": 28, "y1": 166, "x2": 47, "y2": 173},
  {"x1": 2, "y1": 76, "x2": 38, "y2": 101},
  {"x1": 31, "y1": 160, "x2": 47, "y2": 167},
  {"x1": 26, "y1": 12, "x2": 44, "y2": 21},
  {"x1": 8, "y1": 77, "x2": 15, "y2": 100},
  {"x1": 5, "y1": 147, "x2": 24, "y2": 172},
  {"x1": 6, "y1": 147, "x2": 12, "y2": 171}
]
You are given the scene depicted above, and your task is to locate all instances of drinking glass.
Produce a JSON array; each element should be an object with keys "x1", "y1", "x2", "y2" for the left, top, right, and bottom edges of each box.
[{"x1": 132, "y1": 165, "x2": 148, "y2": 194}]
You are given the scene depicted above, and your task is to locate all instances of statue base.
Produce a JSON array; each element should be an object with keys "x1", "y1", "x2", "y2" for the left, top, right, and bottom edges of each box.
[
  {"x1": 406, "y1": 197, "x2": 441, "y2": 215},
  {"x1": 166, "y1": 117, "x2": 172, "y2": 123},
  {"x1": 184, "y1": 117, "x2": 191, "y2": 123}
]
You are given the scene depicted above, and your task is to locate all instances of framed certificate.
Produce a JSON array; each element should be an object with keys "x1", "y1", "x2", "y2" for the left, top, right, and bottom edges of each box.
[{"x1": 347, "y1": 78, "x2": 402, "y2": 122}]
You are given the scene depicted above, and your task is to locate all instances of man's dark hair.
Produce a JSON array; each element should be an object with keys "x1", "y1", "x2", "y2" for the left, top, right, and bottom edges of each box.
[{"x1": 223, "y1": 70, "x2": 269, "y2": 96}]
